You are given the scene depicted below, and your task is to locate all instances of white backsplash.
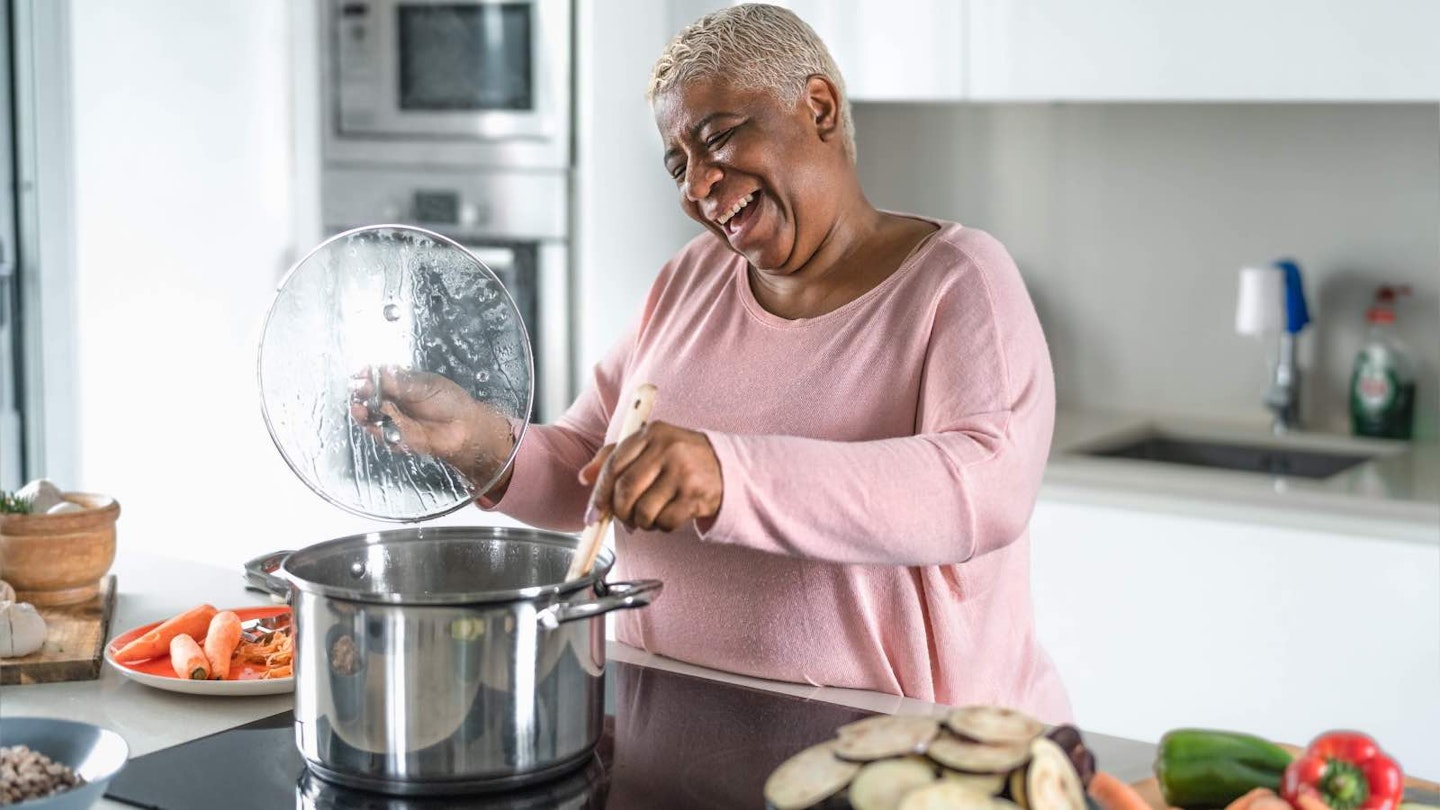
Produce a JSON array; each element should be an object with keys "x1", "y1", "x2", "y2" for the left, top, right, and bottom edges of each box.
[{"x1": 854, "y1": 103, "x2": 1440, "y2": 439}]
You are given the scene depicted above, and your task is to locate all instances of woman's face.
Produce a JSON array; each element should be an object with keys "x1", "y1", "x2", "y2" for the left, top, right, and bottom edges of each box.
[{"x1": 654, "y1": 76, "x2": 844, "y2": 274}]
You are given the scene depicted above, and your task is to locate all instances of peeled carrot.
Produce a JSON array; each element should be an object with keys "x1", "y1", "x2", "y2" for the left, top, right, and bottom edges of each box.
[
  {"x1": 203, "y1": 610, "x2": 242, "y2": 680},
  {"x1": 1249, "y1": 791, "x2": 1295, "y2": 810},
  {"x1": 1089, "y1": 771, "x2": 1154, "y2": 810},
  {"x1": 170, "y1": 634, "x2": 210, "y2": 680},
  {"x1": 1292, "y1": 786, "x2": 1333, "y2": 810},
  {"x1": 1222, "y1": 787, "x2": 1276, "y2": 810},
  {"x1": 114, "y1": 603, "x2": 218, "y2": 663}
]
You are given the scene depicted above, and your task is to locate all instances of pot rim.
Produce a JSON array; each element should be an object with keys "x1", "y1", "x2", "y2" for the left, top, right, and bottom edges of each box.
[{"x1": 278, "y1": 525, "x2": 612, "y2": 606}]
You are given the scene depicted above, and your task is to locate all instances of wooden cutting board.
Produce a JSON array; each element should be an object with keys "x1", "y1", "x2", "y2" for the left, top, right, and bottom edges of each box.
[
  {"x1": 1134, "y1": 778, "x2": 1440, "y2": 810},
  {"x1": 0, "y1": 574, "x2": 116, "y2": 684}
]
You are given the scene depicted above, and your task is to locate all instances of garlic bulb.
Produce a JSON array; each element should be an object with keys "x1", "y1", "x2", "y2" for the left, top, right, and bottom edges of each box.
[
  {"x1": 0, "y1": 601, "x2": 48, "y2": 657},
  {"x1": 46, "y1": 502, "x2": 84, "y2": 515},
  {"x1": 0, "y1": 580, "x2": 13, "y2": 602},
  {"x1": 15, "y1": 479, "x2": 64, "y2": 514}
]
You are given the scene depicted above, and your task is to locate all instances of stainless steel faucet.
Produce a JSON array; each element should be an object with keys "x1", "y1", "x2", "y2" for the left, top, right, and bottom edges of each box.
[{"x1": 1265, "y1": 332, "x2": 1301, "y2": 434}]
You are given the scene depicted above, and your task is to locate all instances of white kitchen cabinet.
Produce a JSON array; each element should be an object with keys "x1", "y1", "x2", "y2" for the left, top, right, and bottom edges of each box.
[
  {"x1": 1029, "y1": 498, "x2": 1440, "y2": 778},
  {"x1": 966, "y1": 0, "x2": 1440, "y2": 101},
  {"x1": 749, "y1": 0, "x2": 966, "y2": 101}
]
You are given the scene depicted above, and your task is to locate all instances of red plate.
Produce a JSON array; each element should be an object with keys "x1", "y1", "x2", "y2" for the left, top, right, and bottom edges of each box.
[{"x1": 105, "y1": 605, "x2": 293, "y2": 696}]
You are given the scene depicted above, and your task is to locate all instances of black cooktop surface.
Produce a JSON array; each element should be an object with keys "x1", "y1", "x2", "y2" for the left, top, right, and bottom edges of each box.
[{"x1": 105, "y1": 659, "x2": 875, "y2": 809}]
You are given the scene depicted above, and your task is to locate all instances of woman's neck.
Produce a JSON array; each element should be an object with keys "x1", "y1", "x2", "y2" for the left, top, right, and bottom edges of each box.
[{"x1": 748, "y1": 194, "x2": 933, "y2": 320}]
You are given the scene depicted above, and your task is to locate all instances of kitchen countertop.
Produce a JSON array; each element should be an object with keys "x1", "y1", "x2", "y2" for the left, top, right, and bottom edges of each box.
[
  {"x1": 1044, "y1": 409, "x2": 1440, "y2": 544},
  {"x1": 0, "y1": 552, "x2": 1162, "y2": 807}
]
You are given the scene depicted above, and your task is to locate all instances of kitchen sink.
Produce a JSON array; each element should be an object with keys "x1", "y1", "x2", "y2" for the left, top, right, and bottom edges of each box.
[{"x1": 1083, "y1": 434, "x2": 1374, "y2": 480}]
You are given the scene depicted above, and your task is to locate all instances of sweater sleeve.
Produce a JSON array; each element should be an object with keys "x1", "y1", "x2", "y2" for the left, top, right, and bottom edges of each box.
[
  {"x1": 698, "y1": 241, "x2": 1055, "y2": 567},
  {"x1": 482, "y1": 322, "x2": 635, "y2": 532}
]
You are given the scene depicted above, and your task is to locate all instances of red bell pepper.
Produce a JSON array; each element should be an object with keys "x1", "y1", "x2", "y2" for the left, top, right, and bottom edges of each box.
[{"x1": 1281, "y1": 731, "x2": 1404, "y2": 810}]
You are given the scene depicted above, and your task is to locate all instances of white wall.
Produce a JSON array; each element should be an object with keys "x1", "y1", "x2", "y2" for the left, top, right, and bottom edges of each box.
[
  {"x1": 854, "y1": 102, "x2": 1440, "y2": 438},
  {"x1": 572, "y1": 0, "x2": 700, "y2": 380},
  {"x1": 67, "y1": 0, "x2": 529, "y2": 570}
]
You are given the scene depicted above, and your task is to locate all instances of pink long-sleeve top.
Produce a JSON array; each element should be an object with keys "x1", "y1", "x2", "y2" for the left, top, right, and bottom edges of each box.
[{"x1": 494, "y1": 217, "x2": 1072, "y2": 721}]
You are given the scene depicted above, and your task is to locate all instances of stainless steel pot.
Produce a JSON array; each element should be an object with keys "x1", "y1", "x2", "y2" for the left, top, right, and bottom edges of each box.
[{"x1": 246, "y1": 526, "x2": 660, "y2": 796}]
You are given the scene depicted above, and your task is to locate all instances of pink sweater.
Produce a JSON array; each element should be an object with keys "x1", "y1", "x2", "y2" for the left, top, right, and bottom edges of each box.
[{"x1": 496, "y1": 218, "x2": 1071, "y2": 721}]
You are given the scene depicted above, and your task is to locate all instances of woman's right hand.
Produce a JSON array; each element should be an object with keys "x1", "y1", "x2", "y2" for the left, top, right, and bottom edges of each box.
[{"x1": 348, "y1": 366, "x2": 516, "y2": 492}]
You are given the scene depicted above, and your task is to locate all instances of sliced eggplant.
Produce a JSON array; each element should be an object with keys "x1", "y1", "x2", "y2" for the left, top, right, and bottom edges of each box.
[
  {"x1": 898, "y1": 783, "x2": 1017, "y2": 810},
  {"x1": 850, "y1": 757, "x2": 940, "y2": 810},
  {"x1": 834, "y1": 716, "x2": 942, "y2": 762},
  {"x1": 944, "y1": 707, "x2": 1045, "y2": 747},
  {"x1": 1043, "y1": 725, "x2": 1095, "y2": 789},
  {"x1": 926, "y1": 735, "x2": 1030, "y2": 774},
  {"x1": 939, "y1": 770, "x2": 1007, "y2": 796},
  {"x1": 1044, "y1": 725, "x2": 1082, "y2": 755},
  {"x1": 1008, "y1": 767, "x2": 1029, "y2": 808},
  {"x1": 764, "y1": 741, "x2": 862, "y2": 810},
  {"x1": 1016, "y1": 738, "x2": 1085, "y2": 810}
]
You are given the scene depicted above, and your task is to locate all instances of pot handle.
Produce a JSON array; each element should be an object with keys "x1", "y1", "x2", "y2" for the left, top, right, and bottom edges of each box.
[
  {"x1": 243, "y1": 550, "x2": 294, "y2": 598},
  {"x1": 536, "y1": 579, "x2": 663, "y2": 630}
]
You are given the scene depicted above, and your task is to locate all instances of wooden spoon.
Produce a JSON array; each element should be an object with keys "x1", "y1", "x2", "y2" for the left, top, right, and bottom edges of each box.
[{"x1": 564, "y1": 383, "x2": 657, "y2": 582}]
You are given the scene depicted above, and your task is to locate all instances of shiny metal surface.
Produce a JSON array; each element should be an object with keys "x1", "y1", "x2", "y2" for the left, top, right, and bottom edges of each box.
[
  {"x1": 321, "y1": 167, "x2": 568, "y2": 243},
  {"x1": 1084, "y1": 433, "x2": 1372, "y2": 480},
  {"x1": 274, "y1": 528, "x2": 659, "y2": 794},
  {"x1": 1265, "y1": 331, "x2": 1303, "y2": 434},
  {"x1": 273, "y1": 527, "x2": 636, "y2": 606},
  {"x1": 0, "y1": 717, "x2": 129, "y2": 809},
  {"x1": 322, "y1": 0, "x2": 572, "y2": 170}
]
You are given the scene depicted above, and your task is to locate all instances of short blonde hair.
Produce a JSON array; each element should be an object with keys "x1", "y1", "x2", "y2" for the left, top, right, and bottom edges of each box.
[{"x1": 647, "y1": 3, "x2": 856, "y2": 163}]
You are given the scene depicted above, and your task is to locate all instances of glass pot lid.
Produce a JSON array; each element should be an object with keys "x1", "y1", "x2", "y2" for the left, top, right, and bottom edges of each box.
[{"x1": 258, "y1": 225, "x2": 534, "y2": 522}]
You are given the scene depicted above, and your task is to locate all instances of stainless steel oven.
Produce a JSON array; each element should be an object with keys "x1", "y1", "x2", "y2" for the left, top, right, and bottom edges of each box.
[
  {"x1": 324, "y1": 0, "x2": 571, "y2": 169},
  {"x1": 322, "y1": 166, "x2": 571, "y2": 422}
]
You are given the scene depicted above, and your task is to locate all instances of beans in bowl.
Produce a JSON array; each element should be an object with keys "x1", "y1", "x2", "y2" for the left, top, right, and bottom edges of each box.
[{"x1": 0, "y1": 745, "x2": 84, "y2": 805}]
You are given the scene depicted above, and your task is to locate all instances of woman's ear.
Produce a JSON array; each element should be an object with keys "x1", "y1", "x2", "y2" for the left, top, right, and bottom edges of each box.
[{"x1": 803, "y1": 75, "x2": 841, "y2": 144}]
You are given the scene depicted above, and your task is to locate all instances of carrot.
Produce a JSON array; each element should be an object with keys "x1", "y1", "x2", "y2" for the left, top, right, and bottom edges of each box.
[
  {"x1": 1088, "y1": 771, "x2": 1154, "y2": 810},
  {"x1": 114, "y1": 603, "x2": 218, "y2": 663},
  {"x1": 1222, "y1": 788, "x2": 1278, "y2": 810},
  {"x1": 1248, "y1": 790, "x2": 1294, "y2": 810},
  {"x1": 203, "y1": 610, "x2": 242, "y2": 680},
  {"x1": 170, "y1": 634, "x2": 210, "y2": 680},
  {"x1": 1292, "y1": 786, "x2": 1333, "y2": 810}
]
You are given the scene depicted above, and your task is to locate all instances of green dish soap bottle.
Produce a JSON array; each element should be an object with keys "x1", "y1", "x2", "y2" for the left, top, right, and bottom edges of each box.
[{"x1": 1350, "y1": 285, "x2": 1416, "y2": 439}]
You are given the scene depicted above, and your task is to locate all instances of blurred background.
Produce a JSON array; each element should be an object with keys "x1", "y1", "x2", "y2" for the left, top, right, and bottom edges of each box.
[{"x1": 0, "y1": 0, "x2": 1436, "y2": 770}]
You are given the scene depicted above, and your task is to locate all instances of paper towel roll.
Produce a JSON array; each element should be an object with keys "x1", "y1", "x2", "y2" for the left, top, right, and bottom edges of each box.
[{"x1": 1235, "y1": 265, "x2": 1284, "y2": 335}]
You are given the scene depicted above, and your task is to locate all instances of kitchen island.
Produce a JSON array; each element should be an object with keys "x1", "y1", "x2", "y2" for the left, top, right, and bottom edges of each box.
[{"x1": 1, "y1": 551, "x2": 1161, "y2": 808}]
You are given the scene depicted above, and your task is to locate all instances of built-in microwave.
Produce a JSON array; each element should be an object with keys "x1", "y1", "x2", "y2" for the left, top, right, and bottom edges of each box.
[{"x1": 324, "y1": 0, "x2": 572, "y2": 169}]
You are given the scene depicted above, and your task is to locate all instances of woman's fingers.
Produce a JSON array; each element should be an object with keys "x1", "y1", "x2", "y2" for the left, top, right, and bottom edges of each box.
[
  {"x1": 578, "y1": 445, "x2": 613, "y2": 486},
  {"x1": 587, "y1": 422, "x2": 722, "y2": 531},
  {"x1": 615, "y1": 462, "x2": 673, "y2": 529},
  {"x1": 586, "y1": 431, "x2": 653, "y2": 523}
]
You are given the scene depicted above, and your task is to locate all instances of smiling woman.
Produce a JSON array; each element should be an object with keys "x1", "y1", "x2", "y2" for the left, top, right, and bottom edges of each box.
[{"x1": 368, "y1": 2, "x2": 1068, "y2": 720}]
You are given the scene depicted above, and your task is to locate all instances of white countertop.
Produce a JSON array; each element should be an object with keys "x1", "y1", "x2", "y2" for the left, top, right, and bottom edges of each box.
[
  {"x1": 1044, "y1": 409, "x2": 1440, "y2": 544},
  {"x1": 0, "y1": 552, "x2": 1161, "y2": 808}
]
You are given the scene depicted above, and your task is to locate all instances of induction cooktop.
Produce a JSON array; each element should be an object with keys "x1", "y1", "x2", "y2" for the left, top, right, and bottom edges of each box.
[{"x1": 105, "y1": 659, "x2": 875, "y2": 809}]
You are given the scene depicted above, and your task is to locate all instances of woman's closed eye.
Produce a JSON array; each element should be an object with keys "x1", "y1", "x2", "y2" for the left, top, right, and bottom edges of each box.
[
  {"x1": 704, "y1": 126, "x2": 737, "y2": 150},
  {"x1": 667, "y1": 126, "x2": 741, "y2": 180}
]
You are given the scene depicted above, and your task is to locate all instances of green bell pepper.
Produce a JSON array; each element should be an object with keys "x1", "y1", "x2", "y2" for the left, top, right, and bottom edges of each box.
[{"x1": 1155, "y1": 729, "x2": 1295, "y2": 809}]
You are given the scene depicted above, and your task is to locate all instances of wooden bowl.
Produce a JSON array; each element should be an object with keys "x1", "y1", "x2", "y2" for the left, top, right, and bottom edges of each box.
[{"x1": 0, "y1": 493, "x2": 120, "y2": 606}]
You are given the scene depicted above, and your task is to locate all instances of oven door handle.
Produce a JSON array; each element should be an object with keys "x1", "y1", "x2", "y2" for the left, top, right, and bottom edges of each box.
[{"x1": 466, "y1": 247, "x2": 517, "y2": 274}]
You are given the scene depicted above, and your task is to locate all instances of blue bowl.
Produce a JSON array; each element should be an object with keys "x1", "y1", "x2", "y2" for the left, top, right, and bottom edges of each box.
[{"x1": 0, "y1": 717, "x2": 128, "y2": 809}]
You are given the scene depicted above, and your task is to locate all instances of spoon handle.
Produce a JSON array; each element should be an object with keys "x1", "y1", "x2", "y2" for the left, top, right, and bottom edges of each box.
[{"x1": 565, "y1": 383, "x2": 657, "y2": 582}]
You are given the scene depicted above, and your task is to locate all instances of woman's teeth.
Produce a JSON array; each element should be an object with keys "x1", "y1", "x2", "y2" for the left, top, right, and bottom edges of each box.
[{"x1": 717, "y1": 192, "x2": 755, "y2": 226}]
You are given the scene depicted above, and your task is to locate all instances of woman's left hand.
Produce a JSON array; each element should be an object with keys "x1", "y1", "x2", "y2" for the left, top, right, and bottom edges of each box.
[{"x1": 580, "y1": 421, "x2": 723, "y2": 532}]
